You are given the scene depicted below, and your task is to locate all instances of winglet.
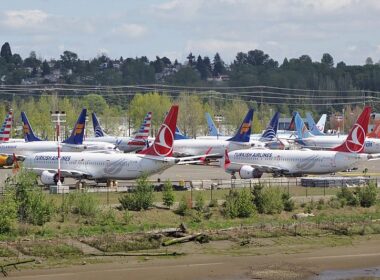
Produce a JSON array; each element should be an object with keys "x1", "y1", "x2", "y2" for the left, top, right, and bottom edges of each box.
[
  {"x1": 138, "y1": 105, "x2": 178, "y2": 157},
  {"x1": 332, "y1": 106, "x2": 371, "y2": 153},
  {"x1": 227, "y1": 108, "x2": 254, "y2": 143},
  {"x1": 63, "y1": 108, "x2": 87, "y2": 145},
  {"x1": 21, "y1": 112, "x2": 43, "y2": 142}
]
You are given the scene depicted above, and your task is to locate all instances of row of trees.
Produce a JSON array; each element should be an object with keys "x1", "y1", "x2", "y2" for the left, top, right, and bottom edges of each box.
[
  {"x1": 1, "y1": 92, "x2": 364, "y2": 139},
  {"x1": 2, "y1": 42, "x2": 380, "y2": 91}
]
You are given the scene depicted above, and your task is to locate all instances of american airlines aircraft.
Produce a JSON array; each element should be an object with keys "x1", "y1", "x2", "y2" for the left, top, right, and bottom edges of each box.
[
  {"x1": 0, "y1": 110, "x2": 24, "y2": 143},
  {"x1": 225, "y1": 107, "x2": 379, "y2": 178},
  {"x1": 294, "y1": 111, "x2": 380, "y2": 153},
  {"x1": 24, "y1": 105, "x2": 209, "y2": 185},
  {"x1": 0, "y1": 109, "x2": 115, "y2": 164},
  {"x1": 86, "y1": 112, "x2": 152, "y2": 152}
]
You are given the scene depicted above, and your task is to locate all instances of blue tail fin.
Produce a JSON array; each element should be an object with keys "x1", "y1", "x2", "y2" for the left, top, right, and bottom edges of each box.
[
  {"x1": 295, "y1": 112, "x2": 314, "y2": 139},
  {"x1": 206, "y1": 112, "x2": 221, "y2": 136},
  {"x1": 63, "y1": 109, "x2": 87, "y2": 145},
  {"x1": 175, "y1": 126, "x2": 190, "y2": 140},
  {"x1": 92, "y1": 112, "x2": 106, "y2": 137},
  {"x1": 227, "y1": 108, "x2": 254, "y2": 143},
  {"x1": 260, "y1": 111, "x2": 280, "y2": 141},
  {"x1": 21, "y1": 112, "x2": 43, "y2": 142},
  {"x1": 306, "y1": 112, "x2": 325, "y2": 136}
]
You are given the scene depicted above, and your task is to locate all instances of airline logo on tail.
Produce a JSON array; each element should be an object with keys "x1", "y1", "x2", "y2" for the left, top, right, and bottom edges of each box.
[
  {"x1": 240, "y1": 122, "x2": 251, "y2": 134},
  {"x1": 153, "y1": 124, "x2": 174, "y2": 156},
  {"x1": 74, "y1": 124, "x2": 84, "y2": 135},
  {"x1": 345, "y1": 124, "x2": 365, "y2": 153},
  {"x1": 95, "y1": 125, "x2": 103, "y2": 137}
]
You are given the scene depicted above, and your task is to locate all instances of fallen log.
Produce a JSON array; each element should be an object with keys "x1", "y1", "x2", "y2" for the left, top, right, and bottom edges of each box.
[
  {"x1": 1, "y1": 259, "x2": 35, "y2": 277},
  {"x1": 162, "y1": 233, "x2": 205, "y2": 247},
  {"x1": 90, "y1": 251, "x2": 184, "y2": 257}
]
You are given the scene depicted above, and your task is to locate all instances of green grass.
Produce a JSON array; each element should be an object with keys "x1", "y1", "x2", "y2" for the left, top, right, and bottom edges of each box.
[
  {"x1": 16, "y1": 242, "x2": 82, "y2": 258},
  {"x1": 0, "y1": 245, "x2": 16, "y2": 257}
]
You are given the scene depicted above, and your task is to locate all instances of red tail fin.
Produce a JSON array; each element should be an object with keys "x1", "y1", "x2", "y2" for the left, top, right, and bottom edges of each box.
[
  {"x1": 332, "y1": 106, "x2": 371, "y2": 153},
  {"x1": 138, "y1": 105, "x2": 178, "y2": 157}
]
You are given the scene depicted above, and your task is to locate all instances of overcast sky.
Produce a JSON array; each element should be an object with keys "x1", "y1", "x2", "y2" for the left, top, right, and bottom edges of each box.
[{"x1": 1, "y1": 0, "x2": 379, "y2": 65}]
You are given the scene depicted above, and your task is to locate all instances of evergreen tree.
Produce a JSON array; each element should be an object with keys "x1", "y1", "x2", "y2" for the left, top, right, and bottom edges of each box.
[
  {"x1": 0, "y1": 42, "x2": 12, "y2": 62},
  {"x1": 213, "y1": 52, "x2": 226, "y2": 77}
]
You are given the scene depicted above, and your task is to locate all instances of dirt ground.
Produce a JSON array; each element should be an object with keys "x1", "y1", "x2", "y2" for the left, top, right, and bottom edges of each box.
[{"x1": 6, "y1": 234, "x2": 380, "y2": 280}]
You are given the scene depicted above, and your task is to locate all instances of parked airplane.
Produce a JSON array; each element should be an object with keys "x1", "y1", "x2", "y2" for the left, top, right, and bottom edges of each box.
[
  {"x1": 0, "y1": 109, "x2": 115, "y2": 165},
  {"x1": 368, "y1": 121, "x2": 380, "y2": 138},
  {"x1": 24, "y1": 105, "x2": 212, "y2": 184},
  {"x1": 295, "y1": 111, "x2": 380, "y2": 153},
  {"x1": 86, "y1": 112, "x2": 152, "y2": 152},
  {"x1": 224, "y1": 107, "x2": 379, "y2": 178},
  {"x1": 206, "y1": 112, "x2": 222, "y2": 137},
  {"x1": 306, "y1": 112, "x2": 327, "y2": 136},
  {"x1": 173, "y1": 109, "x2": 254, "y2": 156}
]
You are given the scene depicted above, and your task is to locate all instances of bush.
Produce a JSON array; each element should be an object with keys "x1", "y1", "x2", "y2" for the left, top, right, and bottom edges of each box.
[
  {"x1": 194, "y1": 193, "x2": 205, "y2": 212},
  {"x1": 97, "y1": 208, "x2": 117, "y2": 226},
  {"x1": 119, "y1": 176, "x2": 154, "y2": 211},
  {"x1": 0, "y1": 187, "x2": 18, "y2": 234},
  {"x1": 162, "y1": 180, "x2": 175, "y2": 208},
  {"x1": 175, "y1": 195, "x2": 189, "y2": 216},
  {"x1": 223, "y1": 189, "x2": 255, "y2": 218},
  {"x1": 337, "y1": 187, "x2": 359, "y2": 207},
  {"x1": 208, "y1": 198, "x2": 218, "y2": 208},
  {"x1": 253, "y1": 186, "x2": 283, "y2": 214},
  {"x1": 282, "y1": 192, "x2": 295, "y2": 212},
  {"x1": 71, "y1": 192, "x2": 99, "y2": 217},
  {"x1": 328, "y1": 197, "x2": 341, "y2": 209},
  {"x1": 358, "y1": 183, "x2": 378, "y2": 208}
]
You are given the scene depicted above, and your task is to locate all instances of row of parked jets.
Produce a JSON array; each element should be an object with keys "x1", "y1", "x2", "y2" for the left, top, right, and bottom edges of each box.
[{"x1": 0, "y1": 105, "x2": 379, "y2": 185}]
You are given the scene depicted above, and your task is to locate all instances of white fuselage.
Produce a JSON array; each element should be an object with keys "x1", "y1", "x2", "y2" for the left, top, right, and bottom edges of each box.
[
  {"x1": 24, "y1": 152, "x2": 177, "y2": 180},
  {"x1": 298, "y1": 135, "x2": 380, "y2": 154},
  {"x1": 227, "y1": 149, "x2": 369, "y2": 175},
  {"x1": 173, "y1": 139, "x2": 251, "y2": 156},
  {"x1": 0, "y1": 141, "x2": 116, "y2": 157},
  {"x1": 86, "y1": 136, "x2": 145, "y2": 152}
]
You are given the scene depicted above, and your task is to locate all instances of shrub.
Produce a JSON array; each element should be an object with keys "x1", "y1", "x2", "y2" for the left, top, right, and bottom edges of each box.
[
  {"x1": 119, "y1": 176, "x2": 154, "y2": 211},
  {"x1": 194, "y1": 193, "x2": 205, "y2": 212},
  {"x1": 0, "y1": 187, "x2": 18, "y2": 234},
  {"x1": 175, "y1": 195, "x2": 189, "y2": 216},
  {"x1": 208, "y1": 198, "x2": 218, "y2": 208},
  {"x1": 328, "y1": 197, "x2": 341, "y2": 209},
  {"x1": 162, "y1": 180, "x2": 175, "y2": 208},
  {"x1": 337, "y1": 187, "x2": 359, "y2": 207},
  {"x1": 253, "y1": 186, "x2": 283, "y2": 214},
  {"x1": 282, "y1": 192, "x2": 295, "y2": 212},
  {"x1": 71, "y1": 192, "x2": 99, "y2": 217},
  {"x1": 223, "y1": 189, "x2": 255, "y2": 218},
  {"x1": 358, "y1": 183, "x2": 378, "y2": 208},
  {"x1": 97, "y1": 208, "x2": 117, "y2": 226}
]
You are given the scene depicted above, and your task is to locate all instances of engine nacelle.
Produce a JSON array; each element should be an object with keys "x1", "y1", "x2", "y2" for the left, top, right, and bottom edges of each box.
[
  {"x1": 40, "y1": 170, "x2": 64, "y2": 185},
  {"x1": 239, "y1": 165, "x2": 263, "y2": 179}
]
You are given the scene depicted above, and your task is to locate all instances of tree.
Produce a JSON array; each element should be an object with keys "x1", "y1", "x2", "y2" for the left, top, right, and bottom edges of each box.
[
  {"x1": 42, "y1": 60, "x2": 51, "y2": 75},
  {"x1": 177, "y1": 93, "x2": 204, "y2": 137},
  {"x1": 60, "y1": 50, "x2": 78, "y2": 70},
  {"x1": 82, "y1": 94, "x2": 108, "y2": 114},
  {"x1": 365, "y1": 57, "x2": 374, "y2": 65},
  {"x1": 321, "y1": 53, "x2": 334, "y2": 68},
  {"x1": 213, "y1": 53, "x2": 226, "y2": 76},
  {"x1": 196, "y1": 55, "x2": 209, "y2": 80},
  {"x1": 0, "y1": 42, "x2": 12, "y2": 62},
  {"x1": 186, "y1": 52, "x2": 195, "y2": 66},
  {"x1": 162, "y1": 180, "x2": 175, "y2": 208},
  {"x1": 119, "y1": 175, "x2": 154, "y2": 211}
]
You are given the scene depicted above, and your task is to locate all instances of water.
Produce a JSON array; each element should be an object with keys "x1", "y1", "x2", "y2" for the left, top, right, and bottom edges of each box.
[{"x1": 314, "y1": 267, "x2": 380, "y2": 280}]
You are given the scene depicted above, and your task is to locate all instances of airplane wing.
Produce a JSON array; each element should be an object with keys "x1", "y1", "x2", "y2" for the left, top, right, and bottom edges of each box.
[{"x1": 27, "y1": 168, "x2": 89, "y2": 178}]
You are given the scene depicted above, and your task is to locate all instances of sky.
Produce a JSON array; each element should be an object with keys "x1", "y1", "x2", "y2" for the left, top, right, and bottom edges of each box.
[{"x1": 1, "y1": 0, "x2": 380, "y2": 65}]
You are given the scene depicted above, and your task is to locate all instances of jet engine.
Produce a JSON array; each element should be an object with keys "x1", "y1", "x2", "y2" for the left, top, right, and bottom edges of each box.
[
  {"x1": 0, "y1": 155, "x2": 15, "y2": 167},
  {"x1": 239, "y1": 165, "x2": 263, "y2": 179},
  {"x1": 40, "y1": 170, "x2": 64, "y2": 185}
]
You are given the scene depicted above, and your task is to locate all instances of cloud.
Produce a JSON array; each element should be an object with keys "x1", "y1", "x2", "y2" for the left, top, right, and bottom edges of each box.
[
  {"x1": 3, "y1": 9, "x2": 48, "y2": 29},
  {"x1": 112, "y1": 23, "x2": 147, "y2": 38}
]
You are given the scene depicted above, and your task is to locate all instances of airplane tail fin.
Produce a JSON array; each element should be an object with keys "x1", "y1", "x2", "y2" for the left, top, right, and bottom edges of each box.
[
  {"x1": 316, "y1": 114, "x2": 327, "y2": 134},
  {"x1": 175, "y1": 126, "x2": 189, "y2": 140},
  {"x1": 295, "y1": 112, "x2": 314, "y2": 139},
  {"x1": 63, "y1": 108, "x2": 87, "y2": 145},
  {"x1": 332, "y1": 106, "x2": 371, "y2": 153},
  {"x1": 21, "y1": 112, "x2": 43, "y2": 142},
  {"x1": 206, "y1": 112, "x2": 220, "y2": 136},
  {"x1": 138, "y1": 105, "x2": 178, "y2": 157},
  {"x1": 0, "y1": 110, "x2": 13, "y2": 142},
  {"x1": 260, "y1": 111, "x2": 280, "y2": 141},
  {"x1": 227, "y1": 108, "x2": 254, "y2": 143},
  {"x1": 287, "y1": 112, "x2": 296, "y2": 131},
  {"x1": 134, "y1": 112, "x2": 152, "y2": 140},
  {"x1": 224, "y1": 149, "x2": 231, "y2": 170},
  {"x1": 92, "y1": 112, "x2": 106, "y2": 137},
  {"x1": 306, "y1": 112, "x2": 325, "y2": 136}
]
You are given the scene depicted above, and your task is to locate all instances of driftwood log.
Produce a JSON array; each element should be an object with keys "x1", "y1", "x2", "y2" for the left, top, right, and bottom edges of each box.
[
  {"x1": 162, "y1": 233, "x2": 209, "y2": 246},
  {"x1": 0, "y1": 259, "x2": 35, "y2": 277}
]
